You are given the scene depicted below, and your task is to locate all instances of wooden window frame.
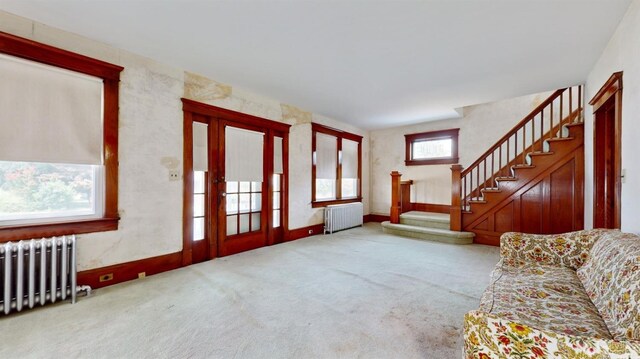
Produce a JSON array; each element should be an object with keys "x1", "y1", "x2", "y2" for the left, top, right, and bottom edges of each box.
[
  {"x1": 405, "y1": 128, "x2": 459, "y2": 166},
  {"x1": 0, "y1": 31, "x2": 123, "y2": 242},
  {"x1": 311, "y1": 123, "x2": 363, "y2": 208}
]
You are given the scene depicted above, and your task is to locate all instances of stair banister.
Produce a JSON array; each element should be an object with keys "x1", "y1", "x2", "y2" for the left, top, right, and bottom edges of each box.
[
  {"x1": 460, "y1": 88, "x2": 566, "y2": 178},
  {"x1": 390, "y1": 171, "x2": 402, "y2": 223},
  {"x1": 450, "y1": 164, "x2": 463, "y2": 231}
]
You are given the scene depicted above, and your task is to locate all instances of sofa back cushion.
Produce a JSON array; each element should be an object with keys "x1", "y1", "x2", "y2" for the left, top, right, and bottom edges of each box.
[{"x1": 577, "y1": 230, "x2": 640, "y2": 340}]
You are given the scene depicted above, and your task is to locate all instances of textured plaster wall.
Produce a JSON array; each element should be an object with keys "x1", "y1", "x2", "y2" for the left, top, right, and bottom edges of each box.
[
  {"x1": 584, "y1": 0, "x2": 639, "y2": 233},
  {"x1": 0, "y1": 11, "x2": 370, "y2": 270},
  {"x1": 369, "y1": 91, "x2": 551, "y2": 215}
]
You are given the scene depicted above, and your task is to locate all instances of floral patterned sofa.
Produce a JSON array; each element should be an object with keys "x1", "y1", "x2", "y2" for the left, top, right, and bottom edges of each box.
[{"x1": 464, "y1": 229, "x2": 640, "y2": 358}]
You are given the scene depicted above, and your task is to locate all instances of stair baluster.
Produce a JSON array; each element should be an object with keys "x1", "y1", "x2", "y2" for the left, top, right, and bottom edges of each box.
[{"x1": 450, "y1": 85, "x2": 584, "y2": 235}]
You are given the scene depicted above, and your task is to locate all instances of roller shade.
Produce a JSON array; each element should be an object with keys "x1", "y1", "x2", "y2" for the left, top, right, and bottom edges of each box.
[
  {"x1": 342, "y1": 139, "x2": 359, "y2": 179},
  {"x1": 225, "y1": 126, "x2": 264, "y2": 182},
  {"x1": 274, "y1": 136, "x2": 283, "y2": 174},
  {"x1": 0, "y1": 53, "x2": 103, "y2": 165},
  {"x1": 315, "y1": 133, "x2": 337, "y2": 180},
  {"x1": 193, "y1": 122, "x2": 208, "y2": 172}
]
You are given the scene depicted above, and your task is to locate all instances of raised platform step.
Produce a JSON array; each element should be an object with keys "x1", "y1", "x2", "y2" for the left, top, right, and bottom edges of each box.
[
  {"x1": 381, "y1": 221, "x2": 474, "y2": 245},
  {"x1": 399, "y1": 211, "x2": 450, "y2": 229}
]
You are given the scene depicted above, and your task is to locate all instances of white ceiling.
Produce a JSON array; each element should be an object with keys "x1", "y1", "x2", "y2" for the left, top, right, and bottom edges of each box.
[{"x1": 0, "y1": 0, "x2": 631, "y2": 129}]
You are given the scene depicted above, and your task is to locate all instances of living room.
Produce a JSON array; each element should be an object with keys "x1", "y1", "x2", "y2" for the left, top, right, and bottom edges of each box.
[{"x1": 0, "y1": 1, "x2": 638, "y2": 358}]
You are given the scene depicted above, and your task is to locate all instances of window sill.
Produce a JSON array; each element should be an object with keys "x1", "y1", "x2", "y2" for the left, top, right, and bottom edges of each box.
[
  {"x1": 312, "y1": 197, "x2": 362, "y2": 208},
  {"x1": 0, "y1": 217, "x2": 119, "y2": 243},
  {"x1": 405, "y1": 157, "x2": 459, "y2": 166}
]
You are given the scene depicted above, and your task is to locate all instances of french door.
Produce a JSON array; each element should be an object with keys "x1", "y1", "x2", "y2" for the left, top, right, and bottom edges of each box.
[{"x1": 182, "y1": 100, "x2": 289, "y2": 265}]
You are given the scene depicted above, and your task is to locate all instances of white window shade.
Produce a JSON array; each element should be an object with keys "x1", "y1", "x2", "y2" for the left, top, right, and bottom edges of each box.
[
  {"x1": 225, "y1": 126, "x2": 264, "y2": 182},
  {"x1": 0, "y1": 53, "x2": 103, "y2": 165},
  {"x1": 193, "y1": 122, "x2": 208, "y2": 172},
  {"x1": 315, "y1": 133, "x2": 337, "y2": 180},
  {"x1": 274, "y1": 136, "x2": 283, "y2": 174},
  {"x1": 342, "y1": 139, "x2": 359, "y2": 179}
]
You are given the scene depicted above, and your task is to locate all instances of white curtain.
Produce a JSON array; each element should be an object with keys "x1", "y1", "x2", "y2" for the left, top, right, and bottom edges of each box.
[
  {"x1": 342, "y1": 139, "x2": 359, "y2": 179},
  {"x1": 274, "y1": 136, "x2": 283, "y2": 174},
  {"x1": 193, "y1": 122, "x2": 208, "y2": 172},
  {"x1": 225, "y1": 126, "x2": 264, "y2": 182},
  {"x1": 315, "y1": 133, "x2": 337, "y2": 180},
  {"x1": 0, "y1": 53, "x2": 103, "y2": 165}
]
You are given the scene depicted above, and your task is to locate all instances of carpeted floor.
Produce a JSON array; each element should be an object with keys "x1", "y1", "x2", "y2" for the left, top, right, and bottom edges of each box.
[{"x1": 0, "y1": 223, "x2": 500, "y2": 359}]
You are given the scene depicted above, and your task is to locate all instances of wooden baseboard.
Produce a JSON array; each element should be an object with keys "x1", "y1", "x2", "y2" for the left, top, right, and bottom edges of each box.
[
  {"x1": 411, "y1": 202, "x2": 451, "y2": 214},
  {"x1": 285, "y1": 224, "x2": 324, "y2": 241},
  {"x1": 365, "y1": 214, "x2": 390, "y2": 223},
  {"x1": 78, "y1": 252, "x2": 182, "y2": 289}
]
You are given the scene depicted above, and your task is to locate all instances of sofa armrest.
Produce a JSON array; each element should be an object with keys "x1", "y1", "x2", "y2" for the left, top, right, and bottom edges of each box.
[
  {"x1": 499, "y1": 229, "x2": 608, "y2": 269},
  {"x1": 464, "y1": 310, "x2": 640, "y2": 359}
]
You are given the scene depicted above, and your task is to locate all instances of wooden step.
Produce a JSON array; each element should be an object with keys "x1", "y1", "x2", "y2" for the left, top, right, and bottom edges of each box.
[
  {"x1": 495, "y1": 176, "x2": 517, "y2": 181},
  {"x1": 468, "y1": 199, "x2": 487, "y2": 204},
  {"x1": 546, "y1": 137, "x2": 574, "y2": 142},
  {"x1": 381, "y1": 221, "x2": 474, "y2": 245},
  {"x1": 399, "y1": 211, "x2": 450, "y2": 230},
  {"x1": 528, "y1": 151, "x2": 554, "y2": 156},
  {"x1": 512, "y1": 164, "x2": 535, "y2": 169},
  {"x1": 481, "y1": 188, "x2": 501, "y2": 193}
]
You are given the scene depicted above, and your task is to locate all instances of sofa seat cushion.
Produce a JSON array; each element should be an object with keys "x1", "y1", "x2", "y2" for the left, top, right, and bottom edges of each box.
[
  {"x1": 577, "y1": 230, "x2": 640, "y2": 340},
  {"x1": 480, "y1": 263, "x2": 612, "y2": 339}
]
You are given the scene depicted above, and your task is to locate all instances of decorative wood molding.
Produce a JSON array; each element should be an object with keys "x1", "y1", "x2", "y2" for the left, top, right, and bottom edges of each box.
[
  {"x1": 78, "y1": 252, "x2": 183, "y2": 289},
  {"x1": 411, "y1": 202, "x2": 451, "y2": 214},
  {"x1": 591, "y1": 72, "x2": 623, "y2": 229},
  {"x1": 589, "y1": 72, "x2": 623, "y2": 111},
  {"x1": 285, "y1": 224, "x2": 325, "y2": 241},
  {"x1": 405, "y1": 128, "x2": 459, "y2": 166},
  {"x1": 364, "y1": 214, "x2": 390, "y2": 223},
  {"x1": 311, "y1": 123, "x2": 363, "y2": 206},
  {"x1": 0, "y1": 32, "x2": 123, "y2": 242}
]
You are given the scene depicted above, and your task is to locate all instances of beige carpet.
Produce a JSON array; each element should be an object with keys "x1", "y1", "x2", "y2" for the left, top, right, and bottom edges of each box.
[{"x1": 0, "y1": 223, "x2": 499, "y2": 358}]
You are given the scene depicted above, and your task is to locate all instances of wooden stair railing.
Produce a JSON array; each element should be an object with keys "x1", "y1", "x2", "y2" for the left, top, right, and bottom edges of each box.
[
  {"x1": 390, "y1": 171, "x2": 413, "y2": 223},
  {"x1": 450, "y1": 85, "x2": 584, "y2": 231}
]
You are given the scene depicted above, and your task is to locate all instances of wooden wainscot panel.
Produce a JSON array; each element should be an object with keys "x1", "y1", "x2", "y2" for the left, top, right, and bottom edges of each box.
[
  {"x1": 364, "y1": 214, "x2": 391, "y2": 223},
  {"x1": 494, "y1": 201, "x2": 515, "y2": 234},
  {"x1": 411, "y1": 203, "x2": 451, "y2": 214},
  {"x1": 285, "y1": 224, "x2": 325, "y2": 242},
  {"x1": 78, "y1": 252, "x2": 183, "y2": 289}
]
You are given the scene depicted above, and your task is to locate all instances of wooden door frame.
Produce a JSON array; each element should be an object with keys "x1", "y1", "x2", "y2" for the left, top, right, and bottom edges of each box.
[
  {"x1": 181, "y1": 99, "x2": 291, "y2": 264},
  {"x1": 589, "y1": 72, "x2": 623, "y2": 229}
]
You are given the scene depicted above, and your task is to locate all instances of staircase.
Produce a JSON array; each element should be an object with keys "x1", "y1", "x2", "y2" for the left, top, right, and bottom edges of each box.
[
  {"x1": 451, "y1": 85, "x2": 585, "y2": 245},
  {"x1": 381, "y1": 211, "x2": 474, "y2": 244}
]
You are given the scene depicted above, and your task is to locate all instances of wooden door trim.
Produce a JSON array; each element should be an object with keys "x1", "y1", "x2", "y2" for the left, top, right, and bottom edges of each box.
[
  {"x1": 182, "y1": 99, "x2": 291, "y2": 260},
  {"x1": 589, "y1": 72, "x2": 622, "y2": 229}
]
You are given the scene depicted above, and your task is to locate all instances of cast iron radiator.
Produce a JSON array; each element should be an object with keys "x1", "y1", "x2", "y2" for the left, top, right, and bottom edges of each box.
[
  {"x1": 324, "y1": 202, "x2": 364, "y2": 234},
  {"x1": 0, "y1": 235, "x2": 77, "y2": 315}
]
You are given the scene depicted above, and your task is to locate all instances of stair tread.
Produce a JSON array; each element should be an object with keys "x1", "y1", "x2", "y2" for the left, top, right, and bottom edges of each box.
[
  {"x1": 546, "y1": 137, "x2": 574, "y2": 142},
  {"x1": 468, "y1": 199, "x2": 487, "y2": 204},
  {"x1": 400, "y1": 211, "x2": 450, "y2": 223},
  {"x1": 528, "y1": 151, "x2": 554, "y2": 156},
  {"x1": 495, "y1": 176, "x2": 517, "y2": 181},
  {"x1": 513, "y1": 164, "x2": 535, "y2": 169},
  {"x1": 381, "y1": 221, "x2": 474, "y2": 238},
  {"x1": 564, "y1": 122, "x2": 584, "y2": 127},
  {"x1": 481, "y1": 188, "x2": 501, "y2": 193}
]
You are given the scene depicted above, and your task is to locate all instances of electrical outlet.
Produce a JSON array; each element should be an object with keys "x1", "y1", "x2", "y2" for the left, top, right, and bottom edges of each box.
[
  {"x1": 138, "y1": 272, "x2": 146, "y2": 279},
  {"x1": 308, "y1": 229, "x2": 313, "y2": 234},
  {"x1": 169, "y1": 170, "x2": 180, "y2": 181},
  {"x1": 99, "y1": 273, "x2": 113, "y2": 282}
]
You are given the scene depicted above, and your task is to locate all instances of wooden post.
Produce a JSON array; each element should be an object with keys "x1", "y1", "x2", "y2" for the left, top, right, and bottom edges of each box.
[
  {"x1": 450, "y1": 165, "x2": 463, "y2": 231},
  {"x1": 390, "y1": 171, "x2": 402, "y2": 224}
]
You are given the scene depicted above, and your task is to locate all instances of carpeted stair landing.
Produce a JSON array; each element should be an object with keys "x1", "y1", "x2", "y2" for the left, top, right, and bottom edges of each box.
[{"x1": 381, "y1": 211, "x2": 474, "y2": 244}]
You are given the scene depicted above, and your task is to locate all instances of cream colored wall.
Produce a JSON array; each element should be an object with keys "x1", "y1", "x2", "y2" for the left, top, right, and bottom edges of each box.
[
  {"x1": 0, "y1": 10, "x2": 370, "y2": 270},
  {"x1": 369, "y1": 91, "x2": 551, "y2": 215},
  {"x1": 584, "y1": 0, "x2": 639, "y2": 233}
]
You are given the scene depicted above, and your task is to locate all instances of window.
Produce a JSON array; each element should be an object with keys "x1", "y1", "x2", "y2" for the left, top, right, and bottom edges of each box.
[
  {"x1": 405, "y1": 128, "x2": 459, "y2": 166},
  {"x1": 0, "y1": 32, "x2": 123, "y2": 241},
  {"x1": 311, "y1": 123, "x2": 362, "y2": 207}
]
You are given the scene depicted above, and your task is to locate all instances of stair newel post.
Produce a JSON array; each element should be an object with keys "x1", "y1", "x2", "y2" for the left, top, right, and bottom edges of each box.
[
  {"x1": 390, "y1": 171, "x2": 402, "y2": 224},
  {"x1": 450, "y1": 164, "x2": 463, "y2": 231}
]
